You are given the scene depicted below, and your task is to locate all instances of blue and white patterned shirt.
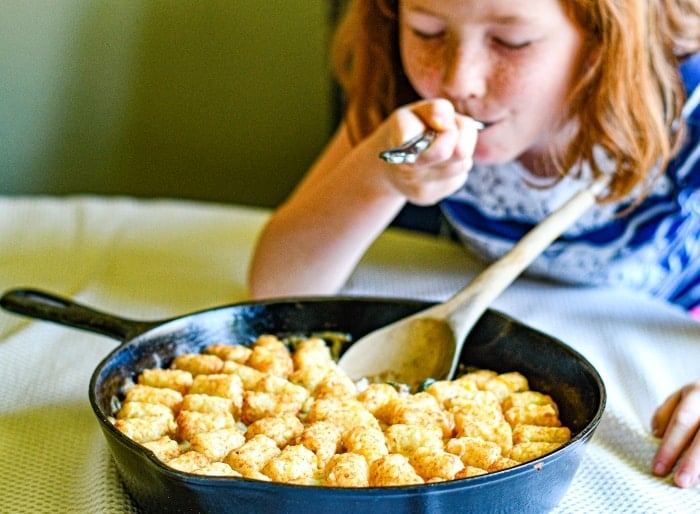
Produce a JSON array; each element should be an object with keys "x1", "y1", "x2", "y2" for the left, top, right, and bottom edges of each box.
[{"x1": 441, "y1": 53, "x2": 700, "y2": 311}]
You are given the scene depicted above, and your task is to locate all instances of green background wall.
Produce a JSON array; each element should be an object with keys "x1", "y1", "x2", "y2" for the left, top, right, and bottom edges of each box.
[{"x1": 1, "y1": 1, "x2": 335, "y2": 207}]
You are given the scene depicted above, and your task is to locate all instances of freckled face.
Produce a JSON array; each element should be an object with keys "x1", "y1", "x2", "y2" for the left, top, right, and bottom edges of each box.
[{"x1": 399, "y1": 0, "x2": 589, "y2": 165}]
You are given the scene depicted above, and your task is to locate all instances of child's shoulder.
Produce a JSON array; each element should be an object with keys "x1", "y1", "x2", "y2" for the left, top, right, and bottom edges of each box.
[
  {"x1": 681, "y1": 52, "x2": 700, "y2": 93},
  {"x1": 672, "y1": 53, "x2": 700, "y2": 184},
  {"x1": 681, "y1": 53, "x2": 700, "y2": 125}
]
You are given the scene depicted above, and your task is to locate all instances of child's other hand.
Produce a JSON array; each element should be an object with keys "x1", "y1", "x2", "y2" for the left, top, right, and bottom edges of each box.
[
  {"x1": 375, "y1": 98, "x2": 480, "y2": 205},
  {"x1": 651, "y1": 380, "x2": 700, "y2": 487}
]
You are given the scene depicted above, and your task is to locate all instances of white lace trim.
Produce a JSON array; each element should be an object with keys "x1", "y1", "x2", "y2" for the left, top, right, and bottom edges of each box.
[{"x1": 442, "y1": 160, "x2": 683, "y2": 297}]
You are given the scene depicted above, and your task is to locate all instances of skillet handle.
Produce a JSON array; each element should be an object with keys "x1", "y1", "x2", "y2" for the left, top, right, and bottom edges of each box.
[{"x1": 0, "y1": 288, "x2": 160, "y2": 342}]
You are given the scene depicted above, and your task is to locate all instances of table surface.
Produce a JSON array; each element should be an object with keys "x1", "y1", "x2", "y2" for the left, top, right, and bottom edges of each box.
[{"x1": 1, "y1": 195, "x2": 699, "y2": 513}]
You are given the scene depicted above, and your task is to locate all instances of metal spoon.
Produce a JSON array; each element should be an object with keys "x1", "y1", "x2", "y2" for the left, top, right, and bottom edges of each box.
[
  {"x1": 379, "y1": 122, "x2": 485, "y2": 165},
  {"x1": 379, "y1": 130, "x2": 438, "y2": 164},
  {"x1": 338, "y1": 175, "x2": 609, "y2": 386}
]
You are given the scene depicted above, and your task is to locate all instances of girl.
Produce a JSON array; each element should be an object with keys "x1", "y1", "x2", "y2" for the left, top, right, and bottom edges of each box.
[{"x1": 248, "y1": 0, "x2": 700, "y2": 487}]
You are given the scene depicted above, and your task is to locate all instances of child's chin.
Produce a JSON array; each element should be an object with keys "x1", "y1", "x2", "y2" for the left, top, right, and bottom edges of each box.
[{"x1": 473, "y1": 148, "x2": 513, "y2": 166}]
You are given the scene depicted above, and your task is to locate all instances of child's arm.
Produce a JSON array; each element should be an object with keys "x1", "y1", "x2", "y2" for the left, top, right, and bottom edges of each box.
[{"x1": 247, "y1": 99, "x2": 479, "y2": 298}]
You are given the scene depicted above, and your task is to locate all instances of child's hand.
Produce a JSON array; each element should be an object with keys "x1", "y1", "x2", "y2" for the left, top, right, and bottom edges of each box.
[
  {"x1": 651, "y1": 380, "x2": 700, "y2": 487},
  {"x1": 373, "y1": 98, "x2": 480, "y2": 205}
]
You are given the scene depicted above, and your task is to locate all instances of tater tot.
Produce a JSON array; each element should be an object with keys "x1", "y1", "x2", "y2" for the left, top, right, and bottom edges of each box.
[
  {"x1": 451, "y1": 401, "x2": 503, "y2": 429},
  {"x1": 456, "y1": 369, "x2": 498, "y2": 389},
  {"x1": 504, "y1": 404, "x2": 561, "y2": 427},
  {"x1": 224, "y1": 434, "x2": 281, "y2": 476},
  {"x1": 166, "y1": 450, "x2": 210, "y2": 473},
  {"x1": 254, "y1": 334, "x2": 290, "y2": 353},
  {"x1": 502, "y1": 391, "x2": 558, "y2": 412},
  {"x1": 369, "y1": 454, "x2": 424, "y2": 486},
  {"x1": 247, "y1": 336, "x2": 293, "y2": 377},
  {"x1": 189, "y1": 373, "x2": 243, "y2": 404},
  {"x1": 409, "y1": 447, "x2": 465, "y2": 481},
  {"x1": 388, "y1": 407, "x2": 454, "y2": 439},
  {"x1": 307, "y1": 398, "x2": 380, "y2": 435},
  {"x1": 141, "y1": 436, "x2": 182, "y2": 461},
  {"x1": 450, "y1": 405, "x2": 504, "y2": 431},
  {"x1": 189, "y1": 428, "x2": 246, "y2": 462},
  {"x1": 482, "y1": 373, "x2": 529, "y2": 402},
  {"x1": 384, "y1": 424, "x2": 443, "y2": 456},
  {"x1": 255, "y1": 374, "x2": 309, "y2": 405},
  {"x1": 181, "y1": 393, "x2": 236, "y2": 417},
  {"x1": 376, "y1": 392, "x2": 441, "y2": 425},
  {"x1": 400, "y1": 391, "x2": 442, "y2": 412},
  {"x1": 241, "y1": 391, "x2": 302, "y2": 425},
  {"x1": 356, "y1": 383, "x2": 399, "y2": 416},
  {"x1": 311, "y1": 367, "x2": 357, "y2": 399},
  {"x1": 445, "y1": 390, "x2": 502, "y2": 415},
  {"x1": 221, "y1": 362, "x2": 266, "y2": 389},
  {"x1": 138, "y1": 368, "x2": 193, "y2": 394},
  {"x1": 247, "y1": 344, "x2": 293, "y2": 378},
  {"x1": 454, "y1": 466, "x2": 488, "y2": 479},
  {"x1": 288, "y1": 365, "x2": 330, "y2": 392},
  {"x1": 510, "y1": 442, "x2": 564, "y2": 462},
  {"x1": 445, "y1": 436, "x2": 502, "y2": 470},
  {"x1": 192, "y1": 462, "x2": 243, "y2": 477},
  {"x1": 124, "y1": 384, "x2": 183, "y2": 412},
  {"x1": 261, "y1": 444, "x2": 317, "y2": 484},
  {"x1": 292, "y1": 337, "x2": 334, "y2": 369},
  {"x1": 454, "y1": 418, "x2": 513, "y2": 455},
  {"x1": 324, "y1": 453, "x2": 369, "y2": 487},
  {"x1": 171, "y1": 353, "x2": 224, "y2": 375},
  {"x1": 116, "y1": 401, "x2": 173, "y2": 420},
  {"x1": 482, "y1": 380, "x2": 514, "y2": 403},
  {"x1": 496, "y1": 372, "x2": 529, "y2": 392},
  {"x1": 297, "y1": 421, "x2": 343, "y2": 470},
  {"x1": 176, "y1": 410, "x2": 236, "y2": 441},
  {"x1": 245, "y1": 470, "x2": 273, "y2": 481},
  {"x1": 487, "y1": 456, "x2": 520, "y2": 472},
  {"x1": 246, "y1": 414, "x2": 304, "y2": 449},
  {"x1": 425, "y1": 380, "x2": 478, "y2": 407},
  {"x1": 204, "y1": 344, "x2": 252, "y2": 364},
  {"x1": 512, "y1": 424, "x2": 571, "y2": 444},
  {"x1": 114, "y1": 415, "x2": 175, "y2": 443},
  {"x1": 342, "y1": 425, "x2": 389, "y2": 464}
]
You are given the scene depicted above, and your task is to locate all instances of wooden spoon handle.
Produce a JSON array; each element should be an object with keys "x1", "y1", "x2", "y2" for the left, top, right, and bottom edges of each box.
[{"x1": 437, "y1": 175, "x2": 609, "y2": 342}]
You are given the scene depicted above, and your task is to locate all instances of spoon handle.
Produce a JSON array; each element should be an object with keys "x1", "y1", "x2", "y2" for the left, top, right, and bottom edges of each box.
[
  {"x1": 379, "y1": 121, "x2": 485, "y2": 164},
  {"x1": 379, "y1": 131, "x2": 437, "y2": 164},
  {"x1": 438, "y1": 175, "x2": 610, "y2": 345}
]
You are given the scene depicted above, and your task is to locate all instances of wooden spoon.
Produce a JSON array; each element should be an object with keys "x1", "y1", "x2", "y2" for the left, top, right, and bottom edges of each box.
[{"x1": 338, "y1": 176, "x2": 609, "y2": 386}]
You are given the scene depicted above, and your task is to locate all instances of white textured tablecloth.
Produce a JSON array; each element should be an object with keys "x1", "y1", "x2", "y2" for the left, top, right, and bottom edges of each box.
[{"x1": 1, "y1": 195, "x2": 699, "y2": 513}]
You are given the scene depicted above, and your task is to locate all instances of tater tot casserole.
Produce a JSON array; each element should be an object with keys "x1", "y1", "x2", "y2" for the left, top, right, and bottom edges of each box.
[{"x1": 112, "y1": 334, "x2": 572, "y2": 486}]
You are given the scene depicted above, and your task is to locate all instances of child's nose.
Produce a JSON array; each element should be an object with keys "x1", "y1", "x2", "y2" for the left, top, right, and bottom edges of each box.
[{"x1": 441, "y1": 43, "x2": 487, "y2": 100}]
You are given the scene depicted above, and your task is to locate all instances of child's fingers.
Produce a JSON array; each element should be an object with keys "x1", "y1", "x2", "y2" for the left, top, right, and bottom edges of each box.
[
  {"x1": 652, "y1": 382, "x2": 700, "y2": 487},
  {"x1": 651, "y1": 390, "x2": 681, "y2": 437},
  {"x1": 411, "y1": 98, "x2": 458, "y2": 132},
  {"x1": 453, "y1": 114, "x2": 482, "y2": 161},
  {"x1": 673, "y1": 431, "x2": 700, "y2": 488}
]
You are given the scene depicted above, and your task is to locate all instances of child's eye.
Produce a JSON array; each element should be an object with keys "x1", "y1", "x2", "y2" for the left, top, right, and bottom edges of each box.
[
  {"x1": 493, "y1": 38, "x2": 532, "y2": 50},
  {"x1": 411, "y1": 28, "x2": 445, "y2": 41}
]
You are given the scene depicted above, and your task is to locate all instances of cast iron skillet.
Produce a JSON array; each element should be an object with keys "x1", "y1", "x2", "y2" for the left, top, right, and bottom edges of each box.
[{"x1": 0, "y1": 288, "x2": 605, "y2": 514}]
